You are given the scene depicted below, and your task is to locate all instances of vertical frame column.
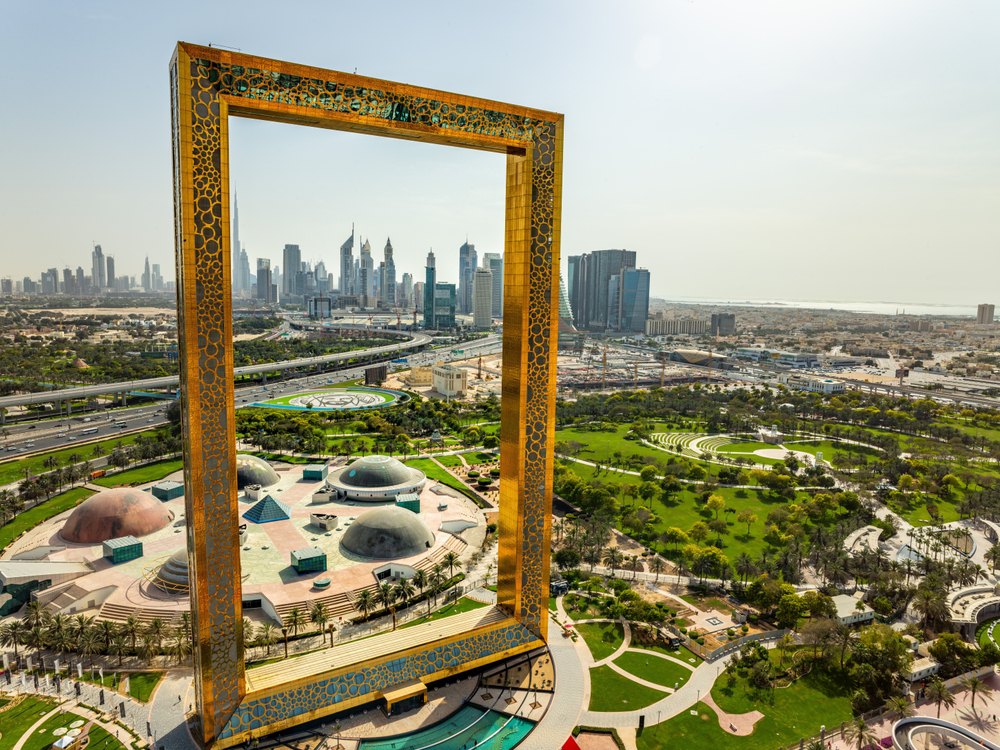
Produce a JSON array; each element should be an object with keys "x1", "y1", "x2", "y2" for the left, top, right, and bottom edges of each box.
[
  {"x1": 170, "y1": 45, "x2": 244, "y2": 745},
  {"x1": 498, "y1": 118, "x2": 563, "y2": 641}
]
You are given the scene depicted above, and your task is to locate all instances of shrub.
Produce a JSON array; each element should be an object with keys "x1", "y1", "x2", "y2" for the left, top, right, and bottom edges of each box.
[
  {"x1": 490, "y1": 468, "x2": 500, "y2": 478},
  {"x1": 727, "y1": 628, "x2": 736, "y2": 638},
  {"x1": 741, "y1": 624, "x2": 749, "y2": 634},
  {"x1": 477, "y1": 477, "x2": 492, "y2": 487},
  {"x1": 467, "y1": 470, "x2": 480, "y2": 478}
]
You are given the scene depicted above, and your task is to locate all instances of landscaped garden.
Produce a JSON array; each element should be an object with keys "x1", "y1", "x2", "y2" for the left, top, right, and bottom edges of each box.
[
  {"x1": 0, "y1": 487, "x2": 93, "y2": 550},
  {"x1": 588, "y1": 665, "x2": 667, "y2": 712},
  {"x1": 575, "y1": 622, "x2": 625, "y2": 661},
  {"x1": 612, "y1": 650, "x2": 693, "y2": 689},
  {"x1": 92, "y1": 458, "x2": 183, "y2": 487}
]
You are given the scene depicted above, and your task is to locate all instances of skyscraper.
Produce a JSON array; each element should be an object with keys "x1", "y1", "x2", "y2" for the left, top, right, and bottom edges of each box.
[
  {"x1": 977, "y1": 304, "x2": 995, "y2": 325},
  {"x1": 473, "y1": 267, "x2": 494, "y2": 329},
  {"x1": 236, "y1": 247, "x2": 251, "y2": 296},
  {"x1": 91, "y1": 245, "x2": 105, "y2": 292},
  {"x1": 76, "y1": 266, "x2": 85, "y2": 294},
  {"x1": 359, "y1": 239, "x2": 373, "y2": 308},
  {"x1": 282, "y1": 244, "x2": 301, "y2": 296},
  {"x1": 401, "y1": 273, "x2": 413, "y2": 309},
  {"x1": 232, "y1": 192, "x2": 241, "y2": 294},
  {"x1": 483, "y1": 252, "x2": 503, "y2": 318},
  {"x1": 607, "y1": 267, "x2": 649, "y2": 333},
  {"x1": 340, "y1": 227, "x2": 354, "y2": 295},
  {"x1": 710, "y1": 313, "x2": 736, "y2": 336},
  {"x1": 105, "y1": 257, "x2": 115, "y2": 292},
  {"x1": 256, "y1": 258, "x2": 273, "y2": 303},
  {"x1": 384, "y1": 238, "x2": 396, "y2": 308},
  {"x1": 423, "y1": 250, "x2": 436, "y2": 329},
  {"x1": 567, "y1": 249, "x2": 637, "y2": 331},
  {"x1": 142, "y1": 257, "x2": 151, "y2": 292},
  {"x1": 458, "y1": 241, "x2": 477, "y2": 314}
]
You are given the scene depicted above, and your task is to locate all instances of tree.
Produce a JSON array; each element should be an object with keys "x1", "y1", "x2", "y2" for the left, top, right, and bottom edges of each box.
[
  {"x1": 706, "y1": 494, "x2": 725, "y2": 520},
  {"x1": 926, "y1": 677, "x2": 955, "y2": 718},
  {"x1": 649, "y1": 556, "x2": 667, "y2": 582},
  {"x1": 442, "y1": 552, "x2": 460, "y2": 579},
  {"x1": 110, "y1": 635, "x2": 129, "y2": 667},
  {"x1": 639, "y1": 466, "x2": 657, "y2": 483},
  {"x1": 310, "y1": 601, "x2": 329, "y2": 643},
  {"x1": 602, "y1": 547, "x2": 624, "y2": 577},
  {"x1": 355, "y1": 590, "x2": 374, "y2": 620},
  {"x1": 377, "y1": 582, "x2": 398, "y2": 630},
  {"x1": 775, "y1": 593, "x2": 805, "y2": 630},
  {"x1": 736, "y1": 509, "x2": 757, "y2": 536},
  {"x1": 843, "y1": 717, "x2": 878, "y2": 750},
  {"x1": 708, "y1": 518, "x2": 729, "y2": 544},
  {"x1": 885, "y1": 695, "x2": 915, "y2": 719},
  {"x1": 554, "y1": 548, "x2": 581, "y2": 570},
  {"x1": 257, "y1": 623, "x2": 276, "y2": 656},
  {"x1": 123, "y1": 614, "x2": 142, "y2": 650},
  {"x1": 638, "y1": 481, "x2": 659, "y2": 507},
  {"x1": 688, "y1": 522, "x2": 709, "y2": 544},
  {"x1": 960, "y1": 674, "x2": 987, "y2": 710},
  {"x1": 284, "y1": 608, "x2": 304, "y2": 637},
  {"x1": 395, "y1": 578, "x2": 416, "y2": 615}
]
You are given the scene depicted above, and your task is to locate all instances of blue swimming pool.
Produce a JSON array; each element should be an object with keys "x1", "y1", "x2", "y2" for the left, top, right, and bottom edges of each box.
[{"x1": 358, "y1": 705, "x2": 535, "y2": 750}]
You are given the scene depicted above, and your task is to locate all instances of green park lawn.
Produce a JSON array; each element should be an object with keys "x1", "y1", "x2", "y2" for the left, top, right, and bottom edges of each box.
[
  {"x1": 632, "y1": 640, "x2": 703, "y2": 664},
  {"x1": 404, "y1": 458, "x2": 489, "y2": 508},
  {"x1": 399, "y1": 596, "x2": 488, "y2": 629},
  {"x1": 21, "y1": 710, "x2": 128, "y2": 750},
  {"x1": 588, "y1": 665, "x2": 666, "y2": 712},
  {"x1": 0, "y1": 430, "x2": 159, "y2": 485},
  {"x1": 613, "y1": 650, "x2": 693, "y2": 689},
  {"x1": 564, "y1": 594, "x2": 604, "y2": 621},
  {"x1": 575, "y1": 622, "x2": 625, "y2": 661},
  {"x1": 976, "y1": 618, "x2": 1000, "y2": 649},
  {"x1": 714, "y1": 441, "x2": 773, "y2": 454},
  {"x1": 556, "y1": 425, "x2": 676, "y2": 467},
  {"x1": 435, "y1": 454, "x2": 464, "y2": 468},
  {"x1": 565, "y1": 459, "x2": 842, "y2": 562},
  {"x1": 0, "y1": 696, "x2": 58, "y2": 750},
  {"x1": 0, "y1": 487, "x2": 93, "y2": 551},
  {"x1": 92, "y1": 458, "x2": 184, "y2": 487}
]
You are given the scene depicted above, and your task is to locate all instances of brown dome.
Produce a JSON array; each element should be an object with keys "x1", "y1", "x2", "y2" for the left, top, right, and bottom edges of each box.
[{"x1": 62, "y1": 488, "x2": 174, "y2": 544}]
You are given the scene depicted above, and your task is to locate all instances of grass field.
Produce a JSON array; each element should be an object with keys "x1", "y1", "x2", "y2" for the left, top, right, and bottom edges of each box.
[
  {"x1": 0, "y1": 487, "x2": 93, "y2": 551},
  {"x1": 435, "y1": 454, "x2": 464, "y2": 468},
  {"x1": 632, "y1": 640, "x2": 703, "y2": 664},
  {"x1": 399, "y1": 596, "x2": 488, "y2": 629},
  {"x1": 0, "y1": 429, "x2": 159, "y2": 485},
  {"x1": 613, "y1": 650, "x2": 693, "y2": 688},
  {"x1": 0, "y1": 696, "x2": 57, "y2": 750},
  {"x1": 575, "y1": 622, "x2": 625, "y2": 661},
  {"x1": 260, "y1": 389, "x2": 391, "y2": 407},
  {"x1": 20, "y1": 710, "x2": 127, "y2": 750},
  {"x1": 714, "y1": 442, "x2": 773, "y2": 454},
  {"x1": 404, "y1": 458, "x2": 490, "y2": 508},
  {"x1": 588, "y1": 665, "x2": 666, "y2": 712},
  {"x1": 92, "y1": 458, "x2": 183, "y2": 487}
]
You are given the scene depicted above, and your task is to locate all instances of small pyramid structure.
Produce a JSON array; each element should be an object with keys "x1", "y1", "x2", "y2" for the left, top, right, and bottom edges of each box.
[{"x1": 243, "y1": 495, "x2": 291, "y2": 524}]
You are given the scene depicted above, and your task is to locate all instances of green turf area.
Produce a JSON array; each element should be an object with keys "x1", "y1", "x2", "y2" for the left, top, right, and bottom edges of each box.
[
  {"x1": 713, "y1": 652, "x2": 853, "y2": 748},
  {"x1": 635, "y1": 701, "x2": 729, "y2": 750},
  {"x1": 0, "y1": 696, "x2": 57, "y2": 750},
  {"x1": 680, "y1": 595, "x2": 732, "y2": 614},
  {"x1": 556, "y1": 425, "x2": 680, "y2": 467},
  {"x1": 260, "y1": 390, "x2": 391, "y2": 407},
  {"x1": 125, "y1": 671, "x2": 163, "y2": 702},
  {"x1": 435, "y1": 454, "x2": 464, "y2": 468},
  {"x1": 587, "y1": 665, "x2": 666, "y2": 712},
  {"x1": 782, "y1": 440, "x2": 880, "y2": 459},
  {"x1": 20, "y1": 711, "x2": 129, "y2": 750},
  {"x1": 0, "y1": 487, "x2": 93, "y2": 551},
  {"x1": 613, "y1": 650, "x2": 693, "y2": 688},
  {"x1": 977, "y1": 618, "x2": 1000, "y2": 649},
  {"x1": 632, "y1": 640, "x2": 703, "y2": 664},
  {"x1": 399, "y1": 596, "x2": 488, "y2": 628},
  {"x1": 0, "y1": 430, "x2": 160, "y2": 485},
  {"x1": 92, "y1": 458, "x2": 184, "y2": 487},
  {"x1": 575, "y1": 622, "x2": 625, "y2": 661},
  {"x1": 563, "y1": 594, "x2": 604, "y2": 621},
  {"x1": 404, "y1": 458, "x2": 489, "y2": 508}
]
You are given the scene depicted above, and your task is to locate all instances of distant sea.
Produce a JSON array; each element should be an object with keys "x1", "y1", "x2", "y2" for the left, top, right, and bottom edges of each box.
[{"x1": 658, "y1": 296, "x2": 974, "y2": 318}]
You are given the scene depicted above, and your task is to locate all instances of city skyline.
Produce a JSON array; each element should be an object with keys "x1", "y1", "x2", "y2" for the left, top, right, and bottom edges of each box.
[{"x1": 1, "y1": 2, "x2": 998, "y2": 304}]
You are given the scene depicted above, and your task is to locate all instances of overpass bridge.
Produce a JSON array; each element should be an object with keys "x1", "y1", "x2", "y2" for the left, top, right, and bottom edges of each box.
[{"x1": 0, "y1": 327, "x2": 431, "y2": 421}]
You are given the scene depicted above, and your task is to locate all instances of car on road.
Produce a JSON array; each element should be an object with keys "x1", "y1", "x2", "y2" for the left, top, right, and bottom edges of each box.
[
  {"x1": 5, "y1": 446, "x2": 15, "y2": 451},
  {"x1": 25, "y1": 443, "x2": 34, "y2": 448},
  {"x1": 147, "y1": 418, "x2": 154, "y2": 422}
]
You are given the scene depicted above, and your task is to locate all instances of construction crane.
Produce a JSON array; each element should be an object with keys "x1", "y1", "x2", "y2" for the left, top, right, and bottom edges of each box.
[
  {"x1": 395, "y1": 308, "x2": 402, "y2": 331},
  {"x1": 602, "y1": 343, "x2": 608, "y2": 390}
]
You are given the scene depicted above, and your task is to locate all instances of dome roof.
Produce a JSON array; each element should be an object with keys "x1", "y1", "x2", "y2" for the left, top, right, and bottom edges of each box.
[
  {"x1": 153, "y1": 548, "x2": 189, "y2": 593},
  {"x1": 62, "y1": 488, "x2": 174, "y2": 544},
  {"x1": 236, "y1": 454, "x2": 279, "y2": 489},
  {"x1": 337, "y1": 456, "x2": 417, "y2": 488},
  {"x1": 340, "y1": 506, "x2": 435, "y2": 559}
]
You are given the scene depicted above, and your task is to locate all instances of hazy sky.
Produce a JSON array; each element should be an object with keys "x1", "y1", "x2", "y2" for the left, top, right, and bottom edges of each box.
[{"x1": 2, "y1": 1, "x2": 997, "y2": 306}]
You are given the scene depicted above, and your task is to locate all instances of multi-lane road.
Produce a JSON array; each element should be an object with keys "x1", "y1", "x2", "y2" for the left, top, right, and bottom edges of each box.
[{"x1": 1, "y1": 333, "x2": 503, "y2": 458}]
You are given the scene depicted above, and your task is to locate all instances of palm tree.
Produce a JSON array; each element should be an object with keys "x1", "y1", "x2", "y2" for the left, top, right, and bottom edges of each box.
[
  {"x1": 885, "y1": 695, "x2": 915, "y2": 719},
  {"x1": 171, "y1": 624, "x2": 192, "y2": 665},
  {"x1": 649, "y1": 557, "x2": 666, "y2": 583},
  {"x1": 735, "y1": 552, "x2": 755, "y2": 585},
  {"x1": 926, "y1": 677, "x2": 955, "y2": 718},
  {"x1": 913, "y1": 589, "x2": 947, "y2": 632},
  {"x1": 110, "y1": 635, "x2": 129, "y2": 667},
  {"x1": 442, "y1": 552, "x2": 459, "y2": 580},
  {"x1": 834, "y1": 625, "x2": 858, "y2": 668},
  {"x1": 137, "y1": 634, "x2": 156, "y2": 665},
  {"x1": 284, "y1": 608, "x2": 304, "y2": 637},
  {"x1": 412, "y1": 570, "x2": 427, "y2": 599},
  {"x1": 427, "y1": 572, "x2": 444, "y2": 615},
  {"x1": 843, "y1": 717, "x2": 879, "y2": 750},
  {"x1": 394, "y1": 579, "x2": 416, "y2": 616},
  {"x1": 96, "y1": 620, "x2": 118, "y2": 651},
  {"x1": 310, "y1": 602, "x2": 329, "y2": 644},
  {"x1": 377, "y1": 582, "x2": 398, "y2": 630},
  {"x1": 355, "y1": 590, "x2": 374, "y2": 621},
  {"x1": 23, "y1": 600, "x2": 46, "y2": 629},
  {"x1": 122, "y1": 614, "x2": 142, "y2": 650},
  {"x1": 960, "y1": 674, "x2": 987, "y2": 710},
  {"x1": 0, "y1": 619, "x2": 28, "y2": 658},
  {"x1": 78, "y1": 629, "x2": 99, "y2": 668},
  {"x1": 602, "y1": 546, "x2": 623, "y2": 577},
  {"x1": 257, "y1": 623, "x2": 276, "y2": 656},
  {"x1": 146, "y1": 618, "x2": 166, "y2": 651}
]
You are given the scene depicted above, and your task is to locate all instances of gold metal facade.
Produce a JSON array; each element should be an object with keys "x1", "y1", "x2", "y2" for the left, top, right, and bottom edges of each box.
[{"x1": 169, "y1": 41, "x2": 562, "y2": 747}]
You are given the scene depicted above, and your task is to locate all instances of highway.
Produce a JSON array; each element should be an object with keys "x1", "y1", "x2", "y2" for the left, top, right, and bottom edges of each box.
[
  {"x1": 1, "y1": 333, "x2": 502, "y2": 458},
  {"x1": 0, "y1": 327, "x2": 433, "y2": 413}
]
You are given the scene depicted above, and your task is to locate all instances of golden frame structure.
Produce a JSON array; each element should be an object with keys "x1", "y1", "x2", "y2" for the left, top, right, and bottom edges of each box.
[{"x1": 170, "y1": 42, "x2": 562, "y2": 747}]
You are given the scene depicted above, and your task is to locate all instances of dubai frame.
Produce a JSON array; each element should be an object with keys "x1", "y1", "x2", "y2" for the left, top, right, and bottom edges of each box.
[{"x1": 169, "y1": 42, "x2": 563, "y2": 747}]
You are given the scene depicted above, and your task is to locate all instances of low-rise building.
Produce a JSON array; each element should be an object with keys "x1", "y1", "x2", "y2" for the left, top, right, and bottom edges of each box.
[
  {"x1": 832, "y1": 594, "x2": 875, "y2": 626},
  {"x1": 432, "y1": 364, "x2": 467, "y2": 398},
  {"x1": 778, "y1": 374, "x2": 846, "y2": 394}
]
